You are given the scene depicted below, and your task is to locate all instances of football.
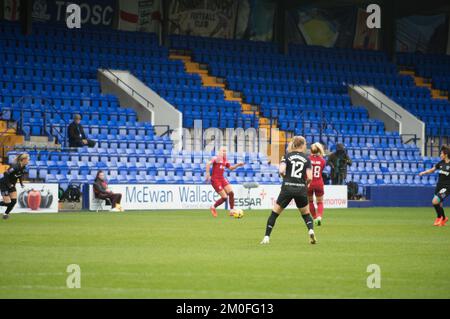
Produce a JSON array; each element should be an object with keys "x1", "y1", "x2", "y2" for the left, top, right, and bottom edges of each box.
[{"x1": 233, "y1": 209, "x2": 244, "y2": 219}]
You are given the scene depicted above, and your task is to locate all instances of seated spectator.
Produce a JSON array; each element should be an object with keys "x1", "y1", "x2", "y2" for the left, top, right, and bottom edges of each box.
[
  {"x1": 68, "y1": 114, "x2": 96, "y2": 148},
  {"x1": 93, "y1": 171, "x2": 124, "y2": 212}
]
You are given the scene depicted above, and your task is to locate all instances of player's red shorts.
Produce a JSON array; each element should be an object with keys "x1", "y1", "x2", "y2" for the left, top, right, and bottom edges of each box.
[
  {"x1": 308, "y1": 183, "x2": 324, "y2": 197},
  {"x1": 211, "y1": 178, "x2": 230, "y2": 193}
]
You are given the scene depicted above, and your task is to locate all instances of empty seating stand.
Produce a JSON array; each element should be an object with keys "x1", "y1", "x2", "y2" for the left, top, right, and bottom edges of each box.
[
  {"x1": 0, "y1": 22, "x2": 440, "y2": 189},
  {"x1": 169, "y1": 35, "x2": 434, "y2": 189},
  {"x1": 0, "y1": 21, "x2": 277, "y2": 186}
]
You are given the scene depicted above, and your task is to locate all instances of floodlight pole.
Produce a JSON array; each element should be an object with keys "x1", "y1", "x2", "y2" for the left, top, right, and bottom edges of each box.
[
  {"x1": 20, "y1": 0, "x2": 33, "y2": 35},
  {"x1": 274, "y1": 0, "x2": 288, "y2": 54}
]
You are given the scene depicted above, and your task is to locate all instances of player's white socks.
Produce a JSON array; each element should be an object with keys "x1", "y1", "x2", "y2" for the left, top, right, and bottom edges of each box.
[
  {"x1": 308, "y1": 229, "x2": 315, "y2": 236},
  {"x1": 260, "y1": 236, "x2": 270, "y2": 244}
]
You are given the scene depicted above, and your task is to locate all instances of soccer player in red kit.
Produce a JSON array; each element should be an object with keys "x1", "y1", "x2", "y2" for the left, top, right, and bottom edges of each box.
[
  {"x1": 206, "y1": 147, "x2": 244, "y2": 217},
  {"x1": 308, "y1": 143, "x2": 326, "y2": 225}
]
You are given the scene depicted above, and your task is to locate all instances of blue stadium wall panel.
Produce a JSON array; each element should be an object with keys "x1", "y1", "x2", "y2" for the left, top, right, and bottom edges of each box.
[{"x1": 365, "y1": 186, "x2": 435, "y2": 207}]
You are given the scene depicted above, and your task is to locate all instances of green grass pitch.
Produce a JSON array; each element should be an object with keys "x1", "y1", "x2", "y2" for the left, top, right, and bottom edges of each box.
[{"x1": 0, "y1": 208, "x2": 449, "y2": 299}]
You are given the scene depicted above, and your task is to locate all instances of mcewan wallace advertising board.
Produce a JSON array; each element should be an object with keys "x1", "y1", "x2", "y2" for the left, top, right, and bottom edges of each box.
[{"x1": 89, "y1": 184, "x2": 347, "y2": 211}]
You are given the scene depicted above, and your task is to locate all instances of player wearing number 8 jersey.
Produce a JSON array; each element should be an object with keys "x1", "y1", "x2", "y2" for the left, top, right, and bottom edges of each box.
[
  {"x1": 308, "y1": 143, "x2": 326, "y2": 226},
  {"x1": 260, "y1": 136, "x2": 317, "y2": 245}
]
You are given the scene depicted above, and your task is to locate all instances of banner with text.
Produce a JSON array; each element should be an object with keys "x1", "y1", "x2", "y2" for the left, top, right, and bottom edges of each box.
[
  {"x1": 89, "y1": 184, "x2": 347, "y2": 211},
  {"x1": 4, "y1": 0, "x2": 115, "y2": 27},
  {"x1": 169, "y1": 0, "x2": 238, "y2": 38},
  {"x1": 0, "y1": 183, "x2": 59, "y2": 213}
]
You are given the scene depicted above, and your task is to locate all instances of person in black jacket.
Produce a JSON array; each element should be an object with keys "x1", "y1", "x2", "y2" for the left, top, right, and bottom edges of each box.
[
  {"x1": 93, "y1": 171, "x2": 124, "y2": 212},
  {"x1": 68, "y1": 114, "x2": 96, "y2": 148},
  {"x1": 327, "y1": 143, "x2": 352, "y2": 185},
  {"x1": 0, "y1": 153, "x2": 29, "y2": 220}
]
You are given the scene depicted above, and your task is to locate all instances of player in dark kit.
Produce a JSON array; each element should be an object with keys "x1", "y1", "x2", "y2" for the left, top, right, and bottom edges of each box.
[
  {"x1": 419, "y1": 145, "x2": 450, "y2": 226},
  {"x1": 0, "y1": 153, "x2": 30, "y2": 220},
  {"x1": 260, "y1": 136, "x2": 317, "y2": 245}
]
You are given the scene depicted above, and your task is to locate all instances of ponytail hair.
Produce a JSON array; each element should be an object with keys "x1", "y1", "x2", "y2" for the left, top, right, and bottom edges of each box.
[
  {"x1": 311, "y1": 143, "x2": 325, "y2": 156},
  {"x1": 14, "y1": 153, "x2": 29, "y2": 165},
  {"x1": 441, "y1": 145, "x2": 450, "y2": 157}
]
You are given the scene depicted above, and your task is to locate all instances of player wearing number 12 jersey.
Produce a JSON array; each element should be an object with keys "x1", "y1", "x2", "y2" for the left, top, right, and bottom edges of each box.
[
  {"x1": 260, "y1": 136, "x2": 317, "y2": 245},
  {"x1": 308, "y1": 143, "x2": 326, "y2": 226}
]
